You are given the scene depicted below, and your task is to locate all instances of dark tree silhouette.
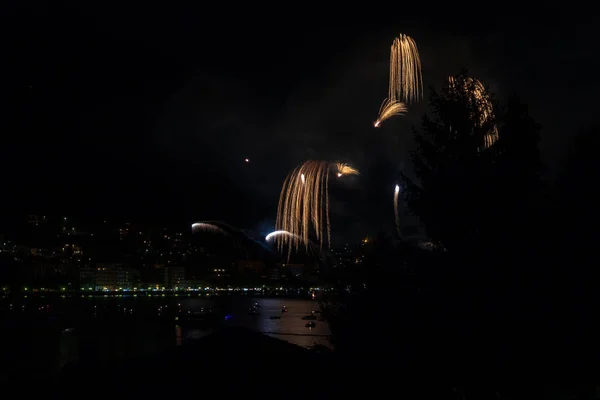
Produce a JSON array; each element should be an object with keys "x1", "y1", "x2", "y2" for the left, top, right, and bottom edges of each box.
[
  {"x1": 557, "y1": 125, "x2": 600, "y2": 262},
  {"x1": 325, "y1": 71, "x2": 600, "y2": 377},
  {"x1": 404, "y1": 72, "x2": 514, "y2": 252},
  {"x1": 403, "y1": 71, "x2": 544, "y2": 266},
  {"x1": 484, "y1": 94, "x2": 545, "y2": 257},
  {"x1": 551, "y1": 126, "x2": 600, "y2": 362},
  {"x1": 398, "y1": 70, "x2": 547, "y2": 368}
]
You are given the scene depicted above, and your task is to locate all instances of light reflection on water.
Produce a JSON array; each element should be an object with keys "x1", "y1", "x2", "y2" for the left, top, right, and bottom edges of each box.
[
  {"x1": 221, "y1": 297, "x2": 330, "y2": 348},
  {"x1": 1, "y1": 296, "x2": 330, "y2": 380},
  {"x1": 167, "y1": 296, "x2": 330, "y2": 347},
  {"x1": 175, "y1": 325, "x2": 182, "y2": 346}
]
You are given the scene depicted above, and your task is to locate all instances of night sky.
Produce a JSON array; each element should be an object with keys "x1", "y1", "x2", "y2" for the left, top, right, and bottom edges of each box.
[{"x1": 2, "y1": 6, "x2": 597, "y2": 243}]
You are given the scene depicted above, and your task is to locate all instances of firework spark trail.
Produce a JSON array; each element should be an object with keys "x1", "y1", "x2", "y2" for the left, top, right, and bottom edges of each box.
[
  {"x1": 265, "y1": 230, "x2": 294, "y2": 242},
  {"x1": 394, "y1": 34, "x2": 423, "y2": 104},
  {"x1": 266, "y1": 230, "x2": 317, "y2": 255},
  {"x1": 375, "y1": 33, "x2": 422, "y2": 127},
  {"x1": 394, "y1": 185, "x2": 400, "y2": 236},
  {"x1": 336, "y1": 163, "x2": 360, "y2": 177},
  {"x1": 191, "y1": 222, "x2": 229, "y2": 235},
  {"x1": 448, "y1": 76, "x2": 499, "y2": 149},
  {"x1": 191, "y1": 221, "x2": 248, "y2": 251},
  {"x1": 275, "y1": 161, "x2": 359, "y2": 258},
  {"x1": 374, "y1": 98, "x2": 407, "y2": 127}
]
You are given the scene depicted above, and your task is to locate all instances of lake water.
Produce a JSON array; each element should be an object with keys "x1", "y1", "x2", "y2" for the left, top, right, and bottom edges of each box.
[{"x1": 0, "y1": 294, "x2": 330, "y2": 382}]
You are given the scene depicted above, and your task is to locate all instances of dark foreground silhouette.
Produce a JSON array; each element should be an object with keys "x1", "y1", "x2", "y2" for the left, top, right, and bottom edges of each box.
[
  {"x1": 58, "y1": 327, "x2": 337, "y2": 395},
  {"x1": 51, "y1": 326, "x2": 600, "y2": 399}
]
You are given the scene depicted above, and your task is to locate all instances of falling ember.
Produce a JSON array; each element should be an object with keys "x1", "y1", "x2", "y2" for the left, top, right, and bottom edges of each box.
[{"x1": 448, "y1": 76, "x2": 498, "y2": 150}]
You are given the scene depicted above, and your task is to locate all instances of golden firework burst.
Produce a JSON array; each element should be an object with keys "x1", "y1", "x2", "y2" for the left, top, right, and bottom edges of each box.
[
  {"x1": 374, "y1": 98, "x2": 408, "y2": 127},
  {"x1": 275, "y1": 160, "x2": 359, "y2": 257},
  {"x1": 375, "y1": 33, "x2": 422, "y2": 127},
  {"x1": 336, "y1": 163, "x2": 360, "y2": 177}
]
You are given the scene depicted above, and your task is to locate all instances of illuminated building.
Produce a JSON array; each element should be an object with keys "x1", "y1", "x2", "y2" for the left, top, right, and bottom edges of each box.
[
  {"x1": 27, "y1": 215, "x2": 47, "y2": 226},
  {"x1": 237, "y1": 260, "x2": 265, "y2": 275},
  {"x1": 163, "y1": 266, "x2": 186, "y2": 289},
  {"x1": 95, "y1": 263, "x2": 139, "y2": 291}
]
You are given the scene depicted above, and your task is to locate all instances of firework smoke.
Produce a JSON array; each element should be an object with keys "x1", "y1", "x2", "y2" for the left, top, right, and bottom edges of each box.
[{"x1": 191, "y1": 221, "x2": 252, "y2": 252}]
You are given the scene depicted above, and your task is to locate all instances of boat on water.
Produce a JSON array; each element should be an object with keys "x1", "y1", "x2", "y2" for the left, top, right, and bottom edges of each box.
[
  {"x1": 281, "y1": 306, "x2": 288, "y2": 313},
  {"x1": 305, "y1": 321, "x2": 316, "y2": 328}
]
